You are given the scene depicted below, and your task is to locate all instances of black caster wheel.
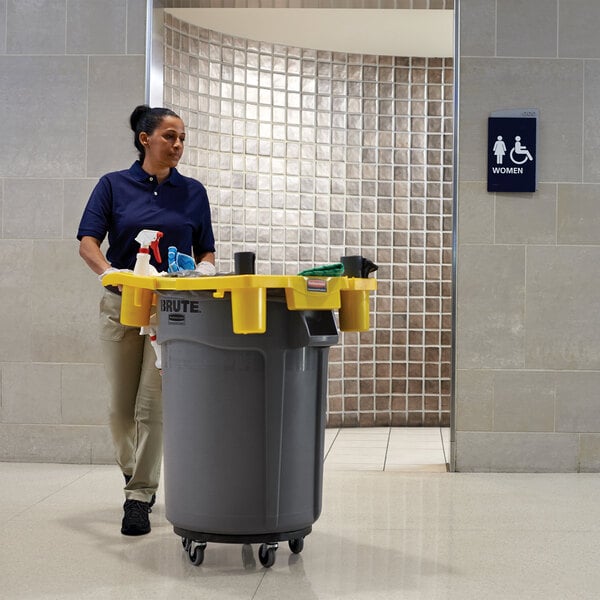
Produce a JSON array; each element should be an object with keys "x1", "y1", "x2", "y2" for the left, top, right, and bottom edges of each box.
[
  {"x1": 288, "y1": 537, "x2": 304, "y2": 554},
  {"x1": 181, "y1": 537, "x2": 191, "y2": 551},
  {"x1": 188, "y1": 542, "x2": 206, "y2": 566},
  {"x1": 258, "y1": 543, "x2": 277, "y2": 568}
]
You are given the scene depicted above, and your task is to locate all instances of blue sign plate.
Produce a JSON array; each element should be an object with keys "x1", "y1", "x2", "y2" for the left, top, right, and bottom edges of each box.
[{"x1": 487, "y1": 116, "x2": 537, "y2": 193}]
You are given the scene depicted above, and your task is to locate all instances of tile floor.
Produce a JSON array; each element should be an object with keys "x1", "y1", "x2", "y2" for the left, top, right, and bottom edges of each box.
[
  {"x1": 2, "y1": 427, "x2": 600, "y2": 599},
  {"x1": 324, "y1": 426, "x2": 450, "y2": 472}
]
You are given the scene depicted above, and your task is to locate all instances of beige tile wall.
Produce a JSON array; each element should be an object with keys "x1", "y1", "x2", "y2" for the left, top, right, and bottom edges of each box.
[
  {"x1": 0, "y1": 0, "x2": 147, "y2": 463},
  {"x1": 456, "y1": 0, "x2": 600, "y2": 471},
  {"x1": 164, "y1": 13, "x2": 454, "y2": 427}
]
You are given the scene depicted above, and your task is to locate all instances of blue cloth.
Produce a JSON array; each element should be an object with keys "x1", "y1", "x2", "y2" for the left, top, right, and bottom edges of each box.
[
  {"x1": 167, "y1": 246, "x2": 196, "y2": 272},
  {"x1": 77, "y1": 161, "x2": 215, "y2": 271}
]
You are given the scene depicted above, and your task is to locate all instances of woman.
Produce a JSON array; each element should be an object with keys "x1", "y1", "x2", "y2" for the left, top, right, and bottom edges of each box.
[{"x1": 77, "y1": 105, "x2": 215, "y2": 536}]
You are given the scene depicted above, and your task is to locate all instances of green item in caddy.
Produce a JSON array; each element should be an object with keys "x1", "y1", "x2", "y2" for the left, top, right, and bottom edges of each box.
[{"x1": 298, "y1": 263, "x2": 345, "y2": 277}]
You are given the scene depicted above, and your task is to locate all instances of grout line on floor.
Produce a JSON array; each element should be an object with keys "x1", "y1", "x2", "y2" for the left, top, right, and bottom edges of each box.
[
  {"x1": 323, "y1": 428, "x2": 340, "y2": 462},
  {"x1": 439, "y1": 427, "x2": 450, "y2": 470},
  {"x1": 4, "y1": 467, "x2": 96, "y2": 523},
  {"x1": 250, "y1": 569, "x2": 268, "y2": 599},
  {"x1": 383, "y1": 426, "x2": 391, "y2": 471}
]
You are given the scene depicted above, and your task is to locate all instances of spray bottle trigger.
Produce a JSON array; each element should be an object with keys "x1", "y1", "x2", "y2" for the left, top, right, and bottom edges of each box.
[{"x1": 150, "y1": 235, "x2": 163, "y2": 264}]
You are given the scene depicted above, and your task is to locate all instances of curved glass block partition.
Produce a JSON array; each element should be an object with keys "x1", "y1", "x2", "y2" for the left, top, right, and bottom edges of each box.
[{"x1": 164, "y1": 12, "x2": 453, "y2": 426}]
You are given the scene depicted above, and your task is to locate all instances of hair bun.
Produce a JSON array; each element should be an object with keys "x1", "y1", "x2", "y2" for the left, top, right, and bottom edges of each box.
[{"x1": 130, "y1": 105, "x2": 151, "y2": 132}]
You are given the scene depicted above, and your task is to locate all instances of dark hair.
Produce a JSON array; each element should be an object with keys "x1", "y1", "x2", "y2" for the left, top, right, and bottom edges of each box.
[{"x1": 130, "y1": 105, "x2": 180, "y2": 162}]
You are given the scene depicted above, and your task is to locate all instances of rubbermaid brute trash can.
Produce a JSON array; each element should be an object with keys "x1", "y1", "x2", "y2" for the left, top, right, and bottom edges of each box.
[
  {"x1": 102, "y1": 271, "x2": 376, "y2": 568},
  {"x1": 160, "y1": 290, "x2": 336, "y2": 567}
]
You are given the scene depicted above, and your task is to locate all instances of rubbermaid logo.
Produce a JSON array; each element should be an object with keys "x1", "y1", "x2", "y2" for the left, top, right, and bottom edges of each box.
[
  {"x1": 306, "y1": 279, "x2": 327, "y2": 293},
  {"x1": 168, "y1": 314, "x2": 185, "y2": 325}
]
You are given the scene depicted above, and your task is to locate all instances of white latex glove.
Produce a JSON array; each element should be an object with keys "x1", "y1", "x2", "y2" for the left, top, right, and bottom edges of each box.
[
  {"x1": 195, "y1": 261, "x2": 216, "y2": 276},
  {"x1": 98, "y1": 267, "x2": 118, "y2": 282}
]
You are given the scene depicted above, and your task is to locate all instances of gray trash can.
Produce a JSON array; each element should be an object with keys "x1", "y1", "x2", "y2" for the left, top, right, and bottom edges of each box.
[{"x1": 158, "y1": 289, "x2": 338, "y2": 567}]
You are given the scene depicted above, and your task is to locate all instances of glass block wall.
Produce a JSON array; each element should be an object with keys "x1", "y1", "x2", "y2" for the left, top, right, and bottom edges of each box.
[{"x1": 164, "y1": 13, "x2": 453, "y2": 426}]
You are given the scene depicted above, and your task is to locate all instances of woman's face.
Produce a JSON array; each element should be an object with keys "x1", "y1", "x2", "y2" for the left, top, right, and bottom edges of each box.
[{"x1": 141, "y1": 115, "x2": 185, "y2": 169}]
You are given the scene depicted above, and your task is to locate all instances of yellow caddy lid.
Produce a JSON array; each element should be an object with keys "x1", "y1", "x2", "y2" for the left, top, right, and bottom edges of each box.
[{"x1": 102, "y1": 272, "x2": 377, "y2": 334}]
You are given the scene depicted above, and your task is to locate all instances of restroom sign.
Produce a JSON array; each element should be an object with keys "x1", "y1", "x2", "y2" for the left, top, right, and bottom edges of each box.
[{"x1": 487, "y1": 108, "x2": 538, "y2": 193}]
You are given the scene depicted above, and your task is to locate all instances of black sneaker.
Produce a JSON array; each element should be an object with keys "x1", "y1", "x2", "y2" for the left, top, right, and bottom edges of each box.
[
  {"x1": 121, "y1": 499, "x2": 151, "y2": 536},
  {"x1": 123, "y1": 474, "x2": 156, "y2": 512}
]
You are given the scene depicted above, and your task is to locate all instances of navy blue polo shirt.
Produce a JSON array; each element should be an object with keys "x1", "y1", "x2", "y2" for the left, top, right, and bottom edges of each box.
[{"x1": 77, "y1": 161, "x2": 215, "y2": 271}]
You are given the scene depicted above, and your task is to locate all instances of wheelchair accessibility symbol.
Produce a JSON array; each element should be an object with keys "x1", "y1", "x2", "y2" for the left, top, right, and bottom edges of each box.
[{"x1": 493, "y1": 135, "x2": 533, "y2": 165}]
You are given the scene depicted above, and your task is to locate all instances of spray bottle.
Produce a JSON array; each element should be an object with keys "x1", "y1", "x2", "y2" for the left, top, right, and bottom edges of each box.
[
  {"x1": 134, "y1": 229, "x2": 163, "y2": 369},
  {"x1": 134, "y1": 229, "x2": 163, "y2": 275}
]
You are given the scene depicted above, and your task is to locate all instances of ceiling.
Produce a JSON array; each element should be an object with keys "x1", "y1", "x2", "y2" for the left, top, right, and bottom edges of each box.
[{"x1": 166, "y1": 8, "x2": 454, "y2": 58}]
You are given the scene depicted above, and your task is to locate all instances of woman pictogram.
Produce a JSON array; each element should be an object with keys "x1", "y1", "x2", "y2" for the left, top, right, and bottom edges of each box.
[{"x1": 493, "y1": 135, "x2": 507, "y2": 164}]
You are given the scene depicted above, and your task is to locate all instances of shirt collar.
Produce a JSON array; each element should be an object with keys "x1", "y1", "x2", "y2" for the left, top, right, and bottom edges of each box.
[{"x1": 129, "y1": 161, "x2": 184, "y2": 187}]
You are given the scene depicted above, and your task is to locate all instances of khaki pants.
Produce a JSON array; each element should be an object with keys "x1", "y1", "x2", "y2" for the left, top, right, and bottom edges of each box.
[{"x1": 99, "y1": 290, "x2": 162, "y2": 503}]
